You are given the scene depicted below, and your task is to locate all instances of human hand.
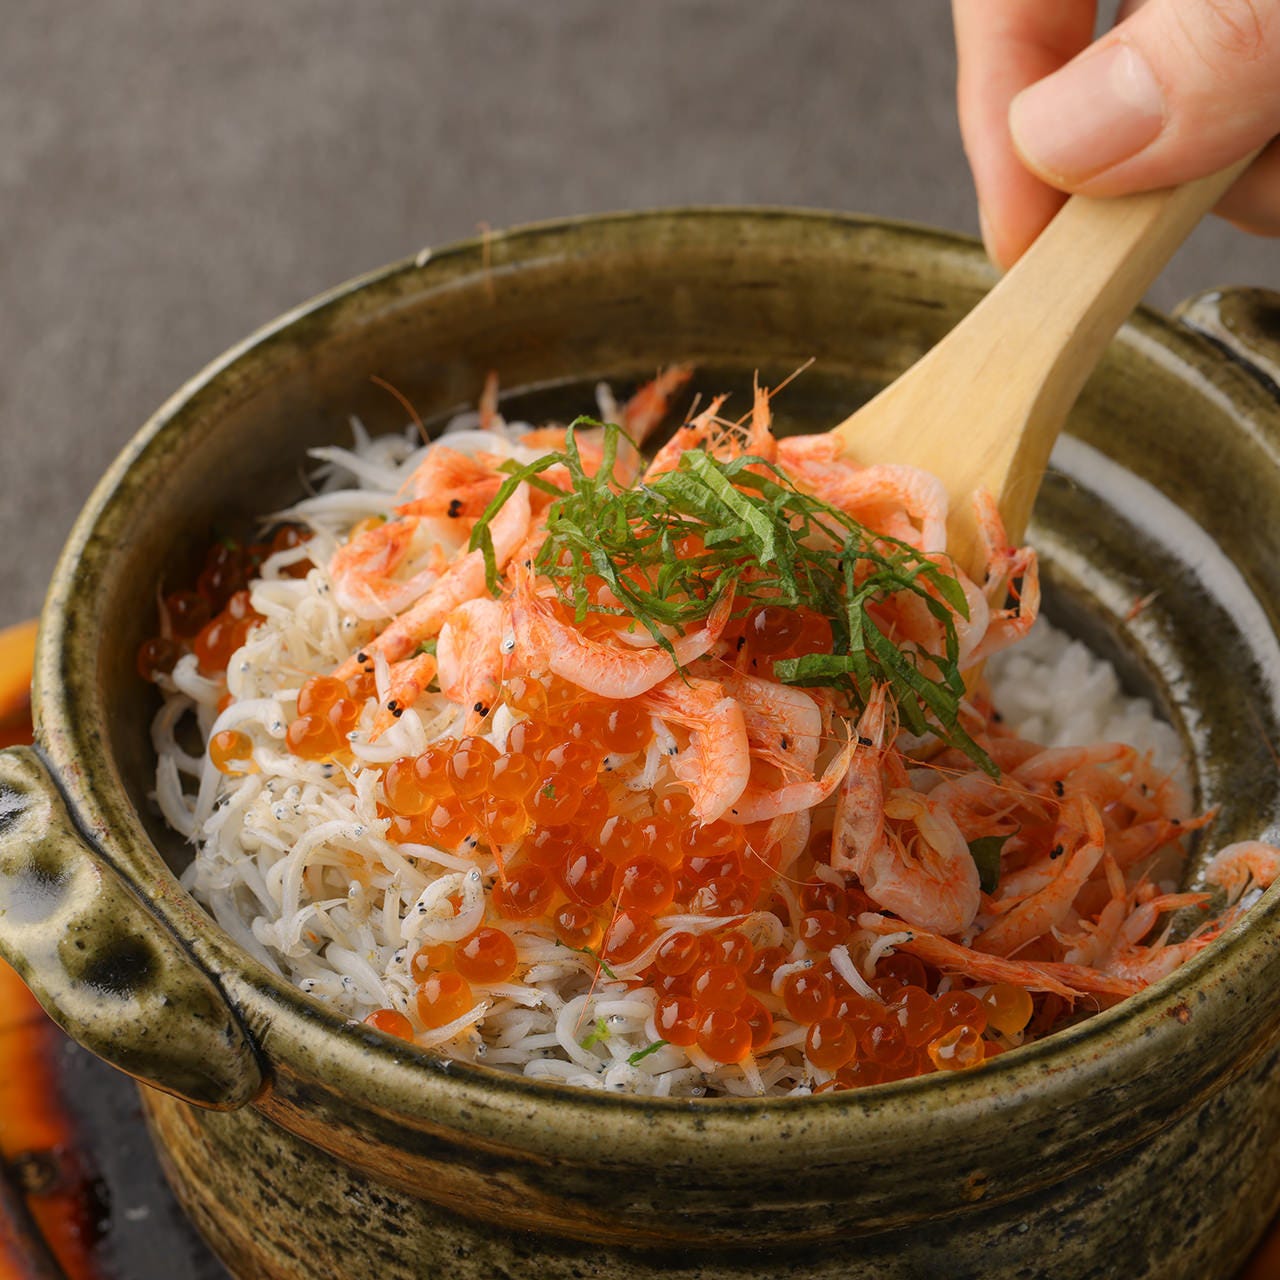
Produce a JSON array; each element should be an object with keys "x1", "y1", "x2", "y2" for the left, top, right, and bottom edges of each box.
[{"x1": 953, "y1": 0, "x2": 1280, "y2": 269}]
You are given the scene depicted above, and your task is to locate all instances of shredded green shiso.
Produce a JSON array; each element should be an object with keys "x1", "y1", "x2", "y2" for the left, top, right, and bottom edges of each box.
[{"x1": 472, "y1": 419, "x2": 994, "y2": 773}]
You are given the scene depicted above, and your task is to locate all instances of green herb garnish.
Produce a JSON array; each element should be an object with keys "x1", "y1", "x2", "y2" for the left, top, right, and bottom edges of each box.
[
  {"x1": 968, "y1": 834, "x2": 1014, "y2": 894},
  {"x1": 627, "y1": 1040, "x2": 668, "y2": 1065},
  {"x1": 582, "y1": 1016, "x2": 610, "y2": 1049},
  {"x1": 559, "y1": 942, "x2": 618, "y2": 980},
  {"x1": 472, "y1": 419, "x2": 994, "y2": 772}
]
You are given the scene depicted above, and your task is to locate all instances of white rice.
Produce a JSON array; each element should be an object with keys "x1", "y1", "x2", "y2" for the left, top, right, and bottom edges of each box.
[{"x1": 988, "y1": 622, "x2": 1184, "y2": 783}]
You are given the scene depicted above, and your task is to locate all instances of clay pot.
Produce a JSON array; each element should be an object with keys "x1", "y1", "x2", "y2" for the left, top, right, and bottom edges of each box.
[{"x1": 2, "y1": 212, "x2": 1279, "y2": 1279}]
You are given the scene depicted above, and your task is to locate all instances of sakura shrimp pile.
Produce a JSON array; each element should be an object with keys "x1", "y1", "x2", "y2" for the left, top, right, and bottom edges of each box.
[{"x1": 142, "y1": 370, "x2": 1280, "y2": 1097}]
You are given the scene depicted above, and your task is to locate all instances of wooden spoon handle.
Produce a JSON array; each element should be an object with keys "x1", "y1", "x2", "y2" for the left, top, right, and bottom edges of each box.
[
  {"x1": 971, "y1": 156, "x2": 1258, "y2": 536},
  {"x1": 831, "y1": 154, "x2": 1257, "y2": 575}
]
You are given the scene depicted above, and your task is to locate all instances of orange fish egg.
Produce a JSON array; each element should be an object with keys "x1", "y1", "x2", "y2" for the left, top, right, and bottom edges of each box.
[
  {"x1": 695, "y1": 1010, "x2": 752, "y2": 1064},
  {"x1": 364, "y1": 1008, "x2": 414, "y2": 1040},
  {"x1": 416, "y1": 972, "x2": 474, "y2": 1029},
  {"x1": 210, "y1": 729, "x2": 255, "y2": 775},
  {"x1": 981, "y1": 983, "x2": 1034, "y2": 1036},
  {"x1": 454, "y1": 928, "x2": 518, "y2": 984}
]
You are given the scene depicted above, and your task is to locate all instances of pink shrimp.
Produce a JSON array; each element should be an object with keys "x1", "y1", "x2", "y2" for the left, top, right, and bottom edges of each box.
[
  {"x1": 518, "y1": 424, "x2": 622, "y2": 491},
  {"x1": 1109, "y1": 810, "x2": 1215, "y2": 872},
  {"x1": 723, "y1": 736, "x2": 857, "y2": 825},
  {"x1": 640, "y1": 674, "x2": 749, "y2": 824},
  {"x1": 861, "y1": 913, "x2": 1144, "y2": 1000},
  {"x1": 512, "y1": 582, "x2": 733, "y2": 701},
  {"x1": 1010, "y1": 742, "x2": 1134, "y2": 790},
  {"x1": 1106, "y1": 890, "x2": 1213, "y2": 960},
  {"x1": 1202, "y1": 840, "x2": 1280, "y2": 903},
  {"x1": 519, "y1": 372, "x2": 690, "y2": 494},
  {"x1": 742, "y1": 378, "x2": 780, "y2": 465},
  {"x1": 776, "y1": 433, "x2": 842, "y2": 469},
  {"x1": 794, "y1": 461, "x2": 949, "y2": 554},
  {"x1": 369, "y1": 652, "x2": 438, "y2": 740},
  {"x1": 834, "y1": 688, "x2": 980, "y2": 936},
  {"x1": 1058, "y1": 854, "x2": 1132, "y2": 967},
  {"x1": 329, "y1": 517, "x2": 442, "y2": 620},
  {"x1": 395, "y1": 445, "x2": 506, "y2": 520},
  {"x1": 334, "y1": 482, "x2": 531, "y2": 681},
  {"x1": 967, "y1": 492, "x2": 1040, "y2": 662},
  {"x1": 751, "y1": 808, "x2": 811, "y2": 874},
  {"x1": 831, "y1": 686, "x2": 892, "y2": 875},
  {"x1": 927, "y1": 770, "x2": 1028, "y2": 844},
  {"x1": 857, "y1": 913, "x2": 1081, "y2": 999},
  {"x1": 621, "y1": 364, "x2": 694, "y2": 442},
  {"x1": 974, "y1": 796, "x2": 1106, "y2": 957},
  {"x1": 875, "y1": 559, "x2": 991, "y2": 670},
  {"x1": 436, "y1": 597, "x2": 507, "y2": 731},
  {"x1": 643, "y1": 394, "x2": 730, "y2": 479},
  {"x1": 1103, "y1": 925, "x2": 1221, "y2": 985},
  {"x1": 866, "y1": 788, "x2": 982, "y2": 936},
  {"x1": 519, "y1": 426, "x2": 573, "y2": 452},
  {"x1": 478, "y1": 370, "x2": 500, "y2": 432},
  {"x1": 717, "y1": 672, "x2": 823, "y2": 777}
]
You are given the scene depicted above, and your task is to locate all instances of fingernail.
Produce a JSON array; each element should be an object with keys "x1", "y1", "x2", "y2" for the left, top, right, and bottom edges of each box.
[{"x1": 1010, "y1": 43, "x2": 1165, "y2": 184}]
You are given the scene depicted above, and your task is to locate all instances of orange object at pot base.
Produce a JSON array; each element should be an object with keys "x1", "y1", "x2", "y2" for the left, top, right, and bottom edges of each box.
[{"x1": 0, "y1": 618, "x2": 106, "y2": 1280}]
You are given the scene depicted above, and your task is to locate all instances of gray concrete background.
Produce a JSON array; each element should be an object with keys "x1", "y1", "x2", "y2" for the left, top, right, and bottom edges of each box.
[{"x1": 3, "y1": 0, "x2": 1277, "y2": 627}]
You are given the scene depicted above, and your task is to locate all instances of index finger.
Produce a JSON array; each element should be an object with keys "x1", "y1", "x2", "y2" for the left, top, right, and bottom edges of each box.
[{"x1": 953, "y1": 0, "x2": 1098, "y2": 268}]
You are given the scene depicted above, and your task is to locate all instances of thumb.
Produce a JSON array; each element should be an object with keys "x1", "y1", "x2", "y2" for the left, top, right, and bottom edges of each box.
[{"x1": 1008, "y1": 0, "x2": 1280, "y2": 195}]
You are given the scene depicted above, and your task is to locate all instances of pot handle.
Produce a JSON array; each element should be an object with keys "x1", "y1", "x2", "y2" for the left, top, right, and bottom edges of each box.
[
  {"x1": 1174, "y1": 287, "x2": 1280, "y2": 399},
  {"x1": 0, "y1": 746, "x2": 263, "y2": 1110}
]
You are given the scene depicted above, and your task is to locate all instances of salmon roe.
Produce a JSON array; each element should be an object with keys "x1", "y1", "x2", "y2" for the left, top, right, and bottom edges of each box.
[
  {"x1": 416, "y1": 972, "x2": 474, "y2": 1029},
  {"x1": 656, "y1": 996, "x2": 699, "y2": 1047},
  {"x1": 981, "y1": 983, "x2": 1034, "y2": 1036},
  {"x1": 385, "y1": 745, "x2": 455, "y2": 814},
  {"x1": 553, "y1": 903, "x2": 602, "y2": 950},
  {"x1": 928, "y1": 1024, "x2": 986, "y2": 1072},
  {"x1": 208, "y1": 729, "x2": 253, "y2": 775},
  {"x1": 807, "y1": 1017, "x2": 858, "y2": 1071},
  {"x1": 654, "y1": 931, "x2": 701, "y2": 976},
  {"x1": 691, "y1": 964, "x2": 748, "y2": 1012},
  {"x1": 454, "y1": 927, "x2": 518, "y2": 984},
  {"x1": 696, "y1": 1010, "x2": 752, "y2": 1064},
  {"x1": 137, "y1": 527, "x2": 309, "y2": 686},
  {"x1": 782, "y1": 970, "x2": 835, "y2": 1024},
  {"x1": 285, "y1": 673, "x2": 360, "y2": 760},
  {"x1": 364, "y1": 1008, "x2": 414, "y2": 1040}
]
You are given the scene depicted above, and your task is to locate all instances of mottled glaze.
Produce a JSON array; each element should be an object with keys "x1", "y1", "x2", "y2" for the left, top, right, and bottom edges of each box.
[{"x1": 1, "y1": 212, "x2": 1279, "y2": 1279}]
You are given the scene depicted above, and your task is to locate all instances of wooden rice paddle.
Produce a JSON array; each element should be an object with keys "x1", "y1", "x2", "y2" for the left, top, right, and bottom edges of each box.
[{"x1": 830, "y1": 157, "x2": 1256, "y2": 579}]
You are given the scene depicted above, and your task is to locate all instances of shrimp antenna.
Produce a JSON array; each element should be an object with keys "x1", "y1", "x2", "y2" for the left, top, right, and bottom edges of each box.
[
  {"x1": 770, "y1": 355, "x2": 816, "y2": 398},
  {"x1": 369, "y1": 375, "x2": 429, "y2": 446},
  {"x1": 731, "y1": 358, "x2": 816, "y2": 426}
]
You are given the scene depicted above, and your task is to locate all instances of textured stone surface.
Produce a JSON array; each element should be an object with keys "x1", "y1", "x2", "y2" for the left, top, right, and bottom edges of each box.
[{"x1": 1, "y1": 0, "x2": 1276, "y2": 623}]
